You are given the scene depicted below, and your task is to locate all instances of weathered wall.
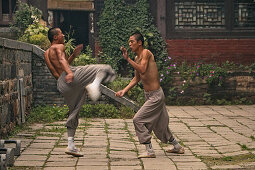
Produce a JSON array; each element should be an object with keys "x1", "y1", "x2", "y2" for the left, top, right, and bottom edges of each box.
[
  {"x1": 166, "y1": 72, "x2": 255, "y2": 105},
  {"x1": 0, "y1": 37, "x2": 64, "y2": 137},
  {"x1": 31, "y1": 47, "x2": 65, "y2": 106},
  {"x1": 0, "y1": 38, "x2": 33, "y2": 137},
  {"x1": 166, "y1": 39, "x2": 255, "y2": 65}
]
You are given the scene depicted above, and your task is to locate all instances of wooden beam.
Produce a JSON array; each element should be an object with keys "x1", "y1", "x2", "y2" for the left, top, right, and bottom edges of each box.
[
  {"x1": 0, "y1": 0, "x2": 3, "y2": 21},
  {"x1": 48, "y1": 0, "x2": 94, "y2": 11},
  {"x1": 100, "y1": 85, "x2": 140, "y2": 112},
  {"x1": 157, "y1": 0, "x2": 166, "y2": 39}
]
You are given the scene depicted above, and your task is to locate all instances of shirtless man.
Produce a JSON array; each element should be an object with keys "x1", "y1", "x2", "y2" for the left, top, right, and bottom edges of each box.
[
  {"x1": 44, "y1": 27, "x2": 115, "y2": 157},
  {"x1": 116, "y1": 31, "x2": 184, "y2": 158}
]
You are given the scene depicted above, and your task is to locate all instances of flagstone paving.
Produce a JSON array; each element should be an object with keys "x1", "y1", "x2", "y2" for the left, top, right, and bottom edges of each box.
[{"x1": 6, "y1": 105, "x2": 255, "y2": 170}]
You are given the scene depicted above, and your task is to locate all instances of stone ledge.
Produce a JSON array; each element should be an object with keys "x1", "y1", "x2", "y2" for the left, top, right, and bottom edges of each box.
[
  {"x1": 33, "y1": 45, "x2": 45, "y2": 59},
  {"x1": 0, "y1": 37, "x2": 33, "y2": 51}
]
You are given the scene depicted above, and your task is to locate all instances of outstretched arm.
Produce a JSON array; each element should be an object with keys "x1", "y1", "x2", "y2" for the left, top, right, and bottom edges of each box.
[
  {"x1": 67, "y1": 44, "x2": 83, "y2": 64},
  {"x1": 115, "y1": 70, "x2": 140, "y2": 97}
]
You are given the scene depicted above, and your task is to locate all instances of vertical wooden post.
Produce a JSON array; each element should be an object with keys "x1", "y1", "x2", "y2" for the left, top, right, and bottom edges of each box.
[
  {"x1": 0, "y1": 0, "x2": 3, "y2": 21},
  {"x1": 9, "y1": 0, "x2": 12, "y2": 20},
  {"x1": 225, "y1": 0, "x2": 234, "y2": 31},
  {"x1": 157, "y1": 0, "x2": 166, "y2": 39},
  {"x1": 166, "y1": 0, "x2": 175, "y2": 38},
  {"x1": 89, "y1": 12, "x2": 95, "y2": 57}
]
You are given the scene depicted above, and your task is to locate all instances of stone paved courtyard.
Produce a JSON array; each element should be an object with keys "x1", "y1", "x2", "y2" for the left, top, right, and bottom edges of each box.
[{"x1": 6, "y1": 105, "x2": 255, "y2": 170}]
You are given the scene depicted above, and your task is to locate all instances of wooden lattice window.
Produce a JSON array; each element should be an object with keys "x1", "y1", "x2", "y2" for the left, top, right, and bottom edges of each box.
[
  {"x1": 0, "y1": 0, "x2": 17, "y2": 25},
  {"x1": 166, "y1": 0, "x2": 255, "y2": 38},
  {"x1": 174, "y1": 0, "x2": 225, "y2": 29},
  {"x1": 234, "y1": 0, "x2": 255, "y2": 28}
]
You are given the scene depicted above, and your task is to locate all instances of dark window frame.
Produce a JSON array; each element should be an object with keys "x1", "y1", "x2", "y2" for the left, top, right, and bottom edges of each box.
[
  {"x1": 166, "y1": 0, "x2": 255, "y2": 39},
  {"x1": 0, "y1": 0, "x2": 17, "y2": 26}
]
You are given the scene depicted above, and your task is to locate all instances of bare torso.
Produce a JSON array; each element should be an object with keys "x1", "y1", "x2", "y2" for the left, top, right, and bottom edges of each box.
[
  {"x1": 136, "y1": 49, "x2": 160, "y2": 91},
  {"x1": 44, "y1": 44, "x2": 67, "y2": 79}
]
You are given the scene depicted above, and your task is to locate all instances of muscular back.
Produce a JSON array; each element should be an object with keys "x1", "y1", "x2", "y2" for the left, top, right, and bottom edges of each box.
[
  {"x1": 44, "y1": 44, "x2": 66, "y2": 79},
  {"x1": 136, "y1": 49, "x2": 160, "y2": 91}
]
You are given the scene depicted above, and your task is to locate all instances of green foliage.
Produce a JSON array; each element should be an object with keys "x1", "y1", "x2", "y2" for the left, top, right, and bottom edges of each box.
[
  {"x1": 160, "y1": 59, "x2": 255, "y2": 105},
  {"x1": 72, "y1": 46, "x2": 97, "y2": 66},
  {"x1": 27, "y1": 105, "x2": 68, "y2": 123},
  {"x1": 250, "y1": 136, "x2": 255, "y2": 141},
  {"x1": 98, "y1": 0, "x2": 168, "y2": 75},
  {"x1": 221, "y1": 156, "x2": 233, "y2": 162},
  {"x1": 19, "y1": 23, "x2": 50, "y2": 50},
  {"x1": 10, "y1": 0, "x2": 42, "y2": 37},
  {"x1": 64, "y1": 31, "x2": 97, "y2": 66},
  {"x1": 160, "y1": 59, "x2": 227, "y2": 92},
  {"x1": 11, "y1": 1, "x2": 50, "y2": 49},
  {"x1": 28, "y1": 104, "x2": 134, "y2": 123},
  {"x1": 64, "y1": 30, "x2": 76, "y2": 57},
  {"x1": 80, "y1": 104, "x2": 135, "y2": 118},
  {"x1": 28, "y1": 33, "x2": 50, "y2": 50},
  {"x1": 108, "y1": 77, "x2": 145, "y2": 105}
]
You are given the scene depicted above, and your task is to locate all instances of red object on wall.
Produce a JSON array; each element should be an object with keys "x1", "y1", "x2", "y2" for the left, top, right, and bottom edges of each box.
[{"x1": 166, "y1": 39, "x2": 255, "y2": 65}]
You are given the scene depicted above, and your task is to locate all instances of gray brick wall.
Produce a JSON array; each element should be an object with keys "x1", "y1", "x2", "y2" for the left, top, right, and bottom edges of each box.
[
  {"x1": 0, "y1": 38, "x2": 33, "y2": 137},
  {"x1": 32, "y1": 49, "x2": 64, "y2": 106},
  {"x1": 0, "y1": 38, "x2": 65, "y2": 137}
]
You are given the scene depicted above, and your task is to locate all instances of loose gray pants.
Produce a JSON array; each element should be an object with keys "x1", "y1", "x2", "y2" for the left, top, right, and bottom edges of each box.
[
  {"x1": 57, "y1": 65, "x2": 115, "y2": 137},
  {"x1": 133, "y1": 87, "x2": 174, "y2": 144}
]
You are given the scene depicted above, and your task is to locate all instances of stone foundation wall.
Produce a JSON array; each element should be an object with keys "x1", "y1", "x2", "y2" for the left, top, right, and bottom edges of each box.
[
  {"x1": 0, "y1": 38, "x2": 33, "y2": 137},
  {"x1": 0, "y1": 37, "x2": 65, "y2": 137},
  {"x1": 165, "y1": 72, "x2": 255, "y2": 105}
]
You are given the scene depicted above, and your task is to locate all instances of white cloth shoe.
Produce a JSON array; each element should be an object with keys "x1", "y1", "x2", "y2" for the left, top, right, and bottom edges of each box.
[
  {"x1": 86, "y1": 83, "x2": 101, "y2": 102},
  {"x1": 65, "y1": 147, "x2": 84, "y2": 157},
  {"x1": 166, "y1": 146, "x2": 185, "y2": 154},
  {"x1": 138, "y1": 151, "x2": 156, "y2": 158}
]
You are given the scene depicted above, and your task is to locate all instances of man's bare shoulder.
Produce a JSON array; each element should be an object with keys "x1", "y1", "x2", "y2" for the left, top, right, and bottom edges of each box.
[
  {"x1": 143, "y1": 49, "x2": 153, "y2": 56},
  {"x1": 45, "y1": 44, "x2": 64, "y2": 57},
  {"x1": 141, "y1": 49, "x2": 153, "y2": 59},
  {"x1": 50, "y1": 44, "x2": 65, "y2": 51}
]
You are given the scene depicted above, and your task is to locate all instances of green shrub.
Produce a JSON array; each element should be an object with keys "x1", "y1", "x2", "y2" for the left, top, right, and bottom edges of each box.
[
  {"x1": 28, "y1": 33, "x2": 50, "y2": 50},
  {"x1": 14, "y1": 2, "x2": 50, "y2": 50},
  {"x1": 27, "y1": 105, "x2": 68, "y2": 123},
  {"x1": 64, "y1": 33, "x2": 76, "y2": 57},
  {"x1": 18, "y1": 23, "x2": 50, "y2": 50},
  {"x1": 72, "y1": 46, "x2": 97, "y2": 66},
  {"x1": 64, "y1": 32, "x2": 97, "y2": 66},
  {"x1": 98, "y1": 0, "x2": 168, "y2": 76},
  {"x1": 108, "y1": 77, "x2": 145, "y2": 106},
  {"x1": 10, "y1": 0, "x2": 42, "y2": 37},
  {"x1": 80, "y1": 104, "x2": 135, "y2": 118}
]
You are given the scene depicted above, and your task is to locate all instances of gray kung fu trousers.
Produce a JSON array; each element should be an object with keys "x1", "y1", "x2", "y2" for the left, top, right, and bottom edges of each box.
[
  {"x1": 133, "y1": 87, "x2": 174, "y2": 144},
  {"x1": 57, "y1": 65, "x2": 115, "y2": 137}
]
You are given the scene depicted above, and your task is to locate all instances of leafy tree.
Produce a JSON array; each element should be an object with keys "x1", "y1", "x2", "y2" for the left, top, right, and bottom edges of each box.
[
  {"x1": 10, "y1": 0, "x2": 42, "y2": 37},
  {"x1": 98, "y1": 0, "x2": 168, "y2": 76}
]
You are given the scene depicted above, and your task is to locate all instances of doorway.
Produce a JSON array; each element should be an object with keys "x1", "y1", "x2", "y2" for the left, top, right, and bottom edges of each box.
[{"x1": 58, "y1": 11, "x2": 89, "y2": 47}]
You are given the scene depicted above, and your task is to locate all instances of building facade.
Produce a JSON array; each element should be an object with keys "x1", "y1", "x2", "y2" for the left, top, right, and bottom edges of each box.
[{"x1": 1, "y1": 0, "x2": 255, "y2": 64}]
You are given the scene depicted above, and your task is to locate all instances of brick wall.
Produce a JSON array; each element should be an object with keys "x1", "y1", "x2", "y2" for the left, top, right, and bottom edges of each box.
[
  {"x1": 0, "y1": 38, "x2": 33, "y2": 137},
  {"x1": 0, "y1": 37, "x2": 64, "y2": 137},
  {"x1": 31, "y1": 47, "x2": 65, "y2": 106},
  {"x1": 165, "y1": 72, "x2": 255, "y2": 105},
  {"x1": 166, "y1": 39, "x2": 255, "y2": 65}
]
